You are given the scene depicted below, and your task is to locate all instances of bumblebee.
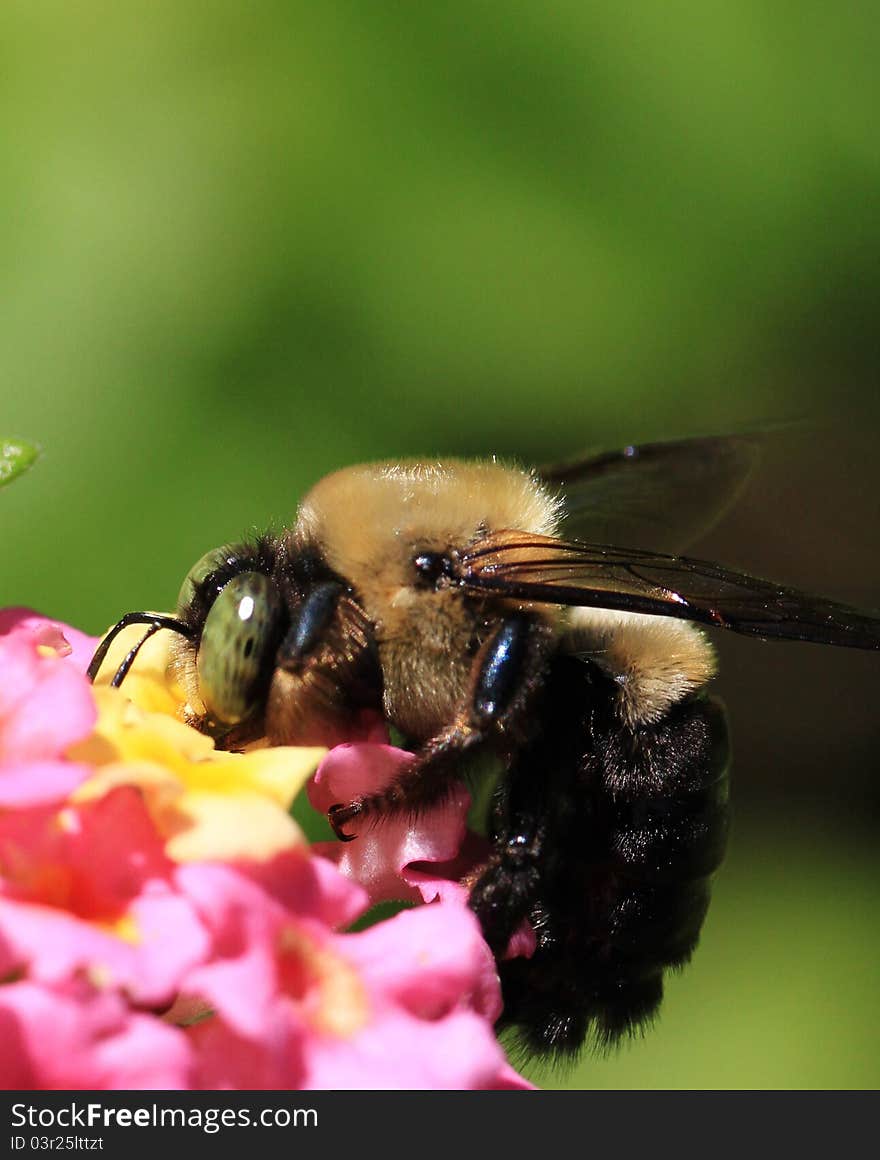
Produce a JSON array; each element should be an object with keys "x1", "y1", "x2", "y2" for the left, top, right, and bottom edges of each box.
[{"x1": 89, "y1": 435, "x2": 880, "y2": 1056}]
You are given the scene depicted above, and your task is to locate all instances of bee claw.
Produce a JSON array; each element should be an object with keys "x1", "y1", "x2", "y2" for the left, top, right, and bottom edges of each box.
[{"x1": 328, "y1": 802, "x2": 361, "y2": 842}]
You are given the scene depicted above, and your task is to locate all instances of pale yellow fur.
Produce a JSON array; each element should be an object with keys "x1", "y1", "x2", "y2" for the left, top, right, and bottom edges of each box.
[
  {"x1": 293, "y1": 460, "x2": 562, "y2": 738},
  {"x1": 296, "y1": 460, "x2": 561, "y2": 566},
  {"x1": 561, "y1": 607, "x2": 717, "y2": 727}
]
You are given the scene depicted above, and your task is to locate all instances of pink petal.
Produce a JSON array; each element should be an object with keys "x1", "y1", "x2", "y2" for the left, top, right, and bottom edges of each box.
[
  {"x1": 338, "y1": 901, "x2": 502, "y2": 1023},
  {"x1": 403, "y1": 829, "x2": 492, "y2": 904},
  {"x1": 404, "y1": 857, "x2": 537, "y2": 961},
  {"x1": 0, "y1": 633, "x2": 41, "y2": 718},
  {"x1": 0, "y1": 792, "x2": 211, "y2": 1004},
  {"x1": 0, "y1": 790, "x2": 168, "y2": 913},
  {"x1": 0, "y1": 607, "x2": 99, "y2": 674},
  {"x1": 1, "y1": 662, "x2": 96, "y2": 759},
  {"x1": 0, "y1": 759, "x2": 90, "y2": 806},
  {"x1": 0, "y1": 632, "x2": 96, "y2": 765},
  {"x1": 177, "y1": 862, "x2": 533, "y2": 1090},
  {"x1": 173, "y1": 864, "x2": 288, "y2": 1038},
  {"x1": 187, "y1": 981, "x2": 530, "y2": 1091},
  {"x1": 492, "y1": 1061, "x2": 537, "y2": 1090},
  {"x1": 0, "y1": 894, "x2": 208, "y2": 1008},
  {"x1": 308, "y1": 743, "x2": 414, "y2": 811},
  {"x1": 0, "y1": 979, "x2": 193, "y2": 1089},
  {"x1": 187, "y1": 1016, "x2": 306, "y2": 1090},
  {"x1": 312, "y1": 746, "x2": 537, "y2": 961},
  {"x1": 302, "y1": 1007, "x2": 530, "y2": 1090},
  {"x1": 310, "y1": 744, "x2": 472, "y2": 906},
  {"x1": 177, "y1": 860, "x2": 370, "y2": 1042},
  {"x1": 243, "y1": 848, "x2": 368, "y2": 930}
]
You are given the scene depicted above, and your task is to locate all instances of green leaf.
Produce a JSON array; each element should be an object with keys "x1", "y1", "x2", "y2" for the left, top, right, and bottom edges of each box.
[{"x1": 0, "y1": 440, "x2": 40, "y2": 489}]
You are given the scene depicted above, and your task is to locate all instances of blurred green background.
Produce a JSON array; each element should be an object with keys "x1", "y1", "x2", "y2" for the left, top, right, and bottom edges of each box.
[{"x1": 2, "y1": 2, "x2": 878, "y2": 1089}]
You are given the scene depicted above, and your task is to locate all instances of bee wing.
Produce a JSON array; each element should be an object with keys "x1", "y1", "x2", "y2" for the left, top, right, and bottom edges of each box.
[
  {"x1": 458, "y1": 532, "x2": 880, "y2": 649},
  {"x1": 539, "y1": 433, "x2": 762, "y2": 553}
]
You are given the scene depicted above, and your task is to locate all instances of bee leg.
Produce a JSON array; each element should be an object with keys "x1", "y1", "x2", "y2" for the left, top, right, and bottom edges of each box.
[
  {"x1": 326, "y1": 615, "x2": 554, "y2": 837},
  {"x1": 327, "y1": 804, "x2": 360, "y2": 842},
  {"x1": 467, "y1": 764, "x2": 548, "y2": 955},
  {"x1": 467, "y1": 653, "x2": 592, "y2": 957}
]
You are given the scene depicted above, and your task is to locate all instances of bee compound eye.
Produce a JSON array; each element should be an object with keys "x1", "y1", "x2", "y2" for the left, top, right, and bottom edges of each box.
[
  {"x1": 196, "y1": 571, "x2": 282, "y2": 725},
  {"x1": 176, "y1": 542, "x2": 251, "y2": 612}
]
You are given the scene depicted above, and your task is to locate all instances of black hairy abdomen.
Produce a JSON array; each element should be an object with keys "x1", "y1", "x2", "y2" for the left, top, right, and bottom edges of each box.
[{"x1": 472, "y1": 655, "x2": 730, "y2": 1058}]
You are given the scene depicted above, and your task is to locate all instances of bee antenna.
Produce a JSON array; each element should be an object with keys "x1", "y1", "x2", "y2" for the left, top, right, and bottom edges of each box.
[{"x1": 86, "y1": 612, "x2": 194, "y2": 687}]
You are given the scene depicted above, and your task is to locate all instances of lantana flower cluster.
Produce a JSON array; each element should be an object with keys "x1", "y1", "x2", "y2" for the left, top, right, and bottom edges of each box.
[{"x1": 0, "y1": 607, "x2": 530, "y2": 1089}]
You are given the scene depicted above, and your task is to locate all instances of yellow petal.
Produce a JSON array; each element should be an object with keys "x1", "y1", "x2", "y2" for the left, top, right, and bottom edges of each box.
[
  {"x1": 163, "y1": 792, "x2": 305, "y2": 861},
  {"x1": 72, "y1": 624, "x2": 327, "y2": 862},
  {"x1": 179, "y1": 745, "x2": 328, "y2": 809}
]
